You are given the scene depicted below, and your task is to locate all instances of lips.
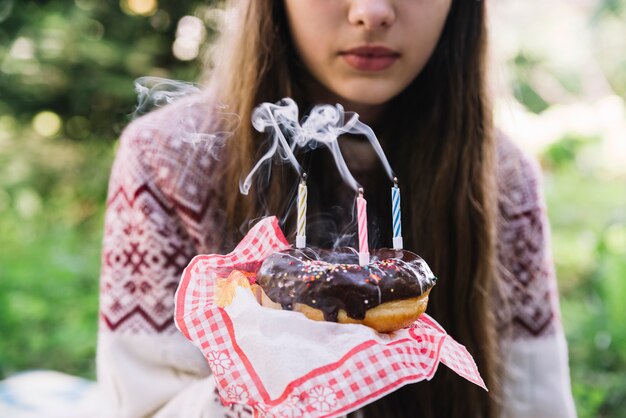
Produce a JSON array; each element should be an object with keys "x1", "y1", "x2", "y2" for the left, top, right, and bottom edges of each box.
[{"x1": 340, "y1": 45, "x2": 400, "y2": 71}]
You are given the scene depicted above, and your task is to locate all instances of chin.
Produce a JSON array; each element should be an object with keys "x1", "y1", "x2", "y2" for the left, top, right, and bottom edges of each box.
[{"x1": 334, "y1": 83, "x2": 406, "y2": 109}]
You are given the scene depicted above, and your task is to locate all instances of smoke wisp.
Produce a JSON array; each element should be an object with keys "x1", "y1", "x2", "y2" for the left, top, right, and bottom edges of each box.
[{"x1": 242, "y1": 98, "x2": 396, "y2": 195}]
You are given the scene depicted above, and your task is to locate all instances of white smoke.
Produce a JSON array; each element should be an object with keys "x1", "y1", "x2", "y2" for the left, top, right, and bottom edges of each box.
[
  {"x1": 132, "y1": 76, "x2": 235, "y2": 158},
  {"x1": 133, "y1": 76, "x2": 202, "y2": 115},
  {"x1": 242, "y1": 98, "x2": 396, "y2": 195}
]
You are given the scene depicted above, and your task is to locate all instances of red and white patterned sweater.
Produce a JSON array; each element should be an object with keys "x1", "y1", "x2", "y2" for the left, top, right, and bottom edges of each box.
[{"x1": 97, "y1": 99, "x2": 576, "y2": 418}]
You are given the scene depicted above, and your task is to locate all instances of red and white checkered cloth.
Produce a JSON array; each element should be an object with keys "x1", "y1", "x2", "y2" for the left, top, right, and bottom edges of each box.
[{"x1": 175, "y1": 217, "x2": 486, "y2": 418}]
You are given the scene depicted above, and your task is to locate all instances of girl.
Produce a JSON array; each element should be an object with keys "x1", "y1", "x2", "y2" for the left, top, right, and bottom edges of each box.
[{"x1": 98, "y1": 0, "x2": 576, "y2": 417}]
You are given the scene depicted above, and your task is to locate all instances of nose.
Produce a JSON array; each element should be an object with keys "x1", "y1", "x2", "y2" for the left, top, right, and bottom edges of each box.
[{"x1": 348, "y1": 0, "x2": 396, "y2": 30}]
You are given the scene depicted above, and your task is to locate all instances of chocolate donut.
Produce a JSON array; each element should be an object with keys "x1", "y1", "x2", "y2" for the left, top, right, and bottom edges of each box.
[{"x1": 255, "y1": 248, "x2": 436, "y2": 332}]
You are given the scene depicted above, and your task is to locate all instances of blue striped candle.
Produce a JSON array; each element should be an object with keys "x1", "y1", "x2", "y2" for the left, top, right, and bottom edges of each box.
[{"x1": 391, "y1": 178, "x2": 403, "y2": 249}]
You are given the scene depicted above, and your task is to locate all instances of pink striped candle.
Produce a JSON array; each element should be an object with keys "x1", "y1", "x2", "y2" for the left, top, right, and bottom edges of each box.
[{"x1": 357, "y1": 188, "x2": 370, "y2": 266}]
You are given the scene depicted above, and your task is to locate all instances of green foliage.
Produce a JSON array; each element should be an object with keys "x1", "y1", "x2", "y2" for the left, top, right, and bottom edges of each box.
[
  {"x1": 0, "y1": 116, "x2": 113, "y2": 379},
  {"x1": 541, "y1": 133, "x2": 600, "y2": 171},
  {"x1": 596, "y1": 0, "x2": 626, "y2": 17},
  {"x1": 544, "y1": 136, "x2": 626, "y2": 418},
  {"x1": 0, "y1": 0, "x2": 206, "y2": 138},
  {"x1": 0, "y1": 0, "x2": 206, "y2": 379},
  {"x1": 511, "y1": 51, "x2": 551, "y2": 114}
]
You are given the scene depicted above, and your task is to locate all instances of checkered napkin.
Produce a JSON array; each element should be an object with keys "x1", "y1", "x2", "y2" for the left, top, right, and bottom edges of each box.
[{"x1": 175, "y1": 216, "x2": 486, "y2": 418}]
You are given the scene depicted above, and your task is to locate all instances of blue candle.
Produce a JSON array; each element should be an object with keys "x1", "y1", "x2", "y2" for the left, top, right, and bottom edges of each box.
[{"x1": 392, "y1": 177, "x2": 403, "y2": 250}]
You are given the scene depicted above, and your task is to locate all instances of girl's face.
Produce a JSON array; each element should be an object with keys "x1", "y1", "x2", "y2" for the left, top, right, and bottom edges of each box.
[{"x1": 284, "y1": 0, "x2": 452, "y2": 115}]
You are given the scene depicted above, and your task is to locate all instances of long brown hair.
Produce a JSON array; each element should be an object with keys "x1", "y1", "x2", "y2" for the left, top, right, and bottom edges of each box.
[{"x1": 207, "y1": 0, "x2": 500, "y2": 416}]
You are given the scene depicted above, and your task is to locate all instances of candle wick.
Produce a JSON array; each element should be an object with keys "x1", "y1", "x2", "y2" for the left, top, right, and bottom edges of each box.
[
  {"x1": 393, "y1": 177, "x2": 398, "y2": 187},
  {"x1": 301, "y1": 172, "x2": 307, "y2": 184},
  {"x1": 358, "y1": 187, "x2": 364, "y2": 196}
]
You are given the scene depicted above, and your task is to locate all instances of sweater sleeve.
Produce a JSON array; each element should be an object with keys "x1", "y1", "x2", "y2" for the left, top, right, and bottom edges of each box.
[
  {"x1": 97, "y1": 115, "x2": 251, "y2": 418},
  {"x1": 495, "y1": 139, "x2": 577, "y2": 418}
]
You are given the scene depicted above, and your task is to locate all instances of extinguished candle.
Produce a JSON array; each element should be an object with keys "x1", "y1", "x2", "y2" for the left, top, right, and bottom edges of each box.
[
  {"x1": 391, "y1": 177, "x2": 403, "y2": 250},
  {"x1": 357, "y1": 188, "x2": 370, "y2": 266},
  {"x1": 296, "y1": 173, "x2": 307, "y2": 248}
]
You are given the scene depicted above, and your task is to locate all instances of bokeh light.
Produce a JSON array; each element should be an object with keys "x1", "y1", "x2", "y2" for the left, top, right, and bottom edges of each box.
[
  {"x1": 14, "y1": 188, "x2": 43, "y2": 220},
  {"x1": 172, "y1": 37, "x2": 199, "y2": 61},
  {"x1": 82, "y1": 19, "x2": 105, "y2": 41},
  {"x1": 120, "y1": 0, "x2": 157, "y2": 17},
  {"x1": 172, "y1": 15, "x2": 205, "y2": 61},
  {"x1": 9, "y1": 37, "x2": 35, "y2": 60},
  {"x1": 32, "y1": 111, "x2": 62, "y2": 138},
  {"x1": 66, "y1": 116, "x2": 91, "y2": 140},
  {"x1": 150, "y1": 9, "x2": 171, "y2": 31}
]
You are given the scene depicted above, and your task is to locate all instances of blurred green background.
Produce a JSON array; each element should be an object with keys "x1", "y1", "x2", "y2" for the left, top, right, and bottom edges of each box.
[{"x1": 0, "y1": 1, "x2": 625, "y2": 417}]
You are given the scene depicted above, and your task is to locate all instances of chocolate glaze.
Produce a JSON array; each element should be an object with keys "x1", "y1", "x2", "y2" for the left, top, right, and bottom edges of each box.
[{"x1": 256, "y1": 248, "x2": 436, "y2": 322}]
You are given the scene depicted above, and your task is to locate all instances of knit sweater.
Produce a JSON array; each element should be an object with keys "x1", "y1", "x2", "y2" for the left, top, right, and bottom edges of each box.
[{"x1": 97, "y1": 98, "x2": 576, "y2": 417}]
